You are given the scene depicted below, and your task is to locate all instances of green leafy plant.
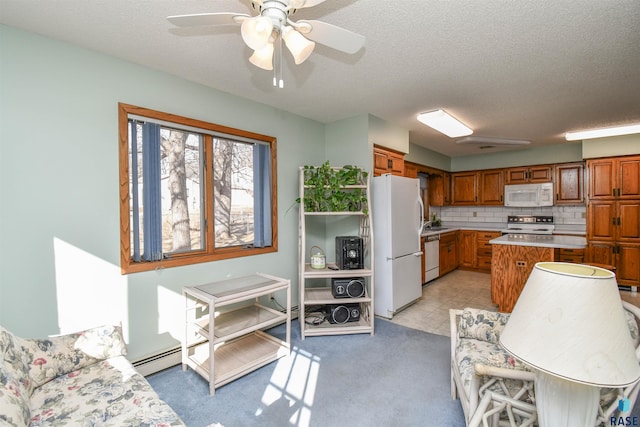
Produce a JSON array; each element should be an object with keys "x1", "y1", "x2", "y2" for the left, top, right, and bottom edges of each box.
[{"x1": 298, "y1": 161, "x2": 368, "y2": 213}]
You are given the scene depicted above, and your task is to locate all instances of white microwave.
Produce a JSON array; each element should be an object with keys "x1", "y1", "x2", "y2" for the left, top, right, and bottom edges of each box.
[{"x1": 504, "y1": 183, "x2": 554, "y2": 207}]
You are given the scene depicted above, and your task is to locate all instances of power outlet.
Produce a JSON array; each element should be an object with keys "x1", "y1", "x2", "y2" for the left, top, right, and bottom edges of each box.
[{"x1": 473, "y1": 211, "x2": 477, "y2": 217}]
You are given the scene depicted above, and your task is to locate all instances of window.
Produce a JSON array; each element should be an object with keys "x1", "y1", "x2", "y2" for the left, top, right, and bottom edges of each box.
[{"x1": 119, "y1": 103, "x2": 277, "y2": 274}]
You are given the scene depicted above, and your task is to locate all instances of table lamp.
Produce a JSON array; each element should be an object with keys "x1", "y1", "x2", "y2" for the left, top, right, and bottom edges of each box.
[{"x1": 499, "y1": 262, "x2": 640, "y2": 426}]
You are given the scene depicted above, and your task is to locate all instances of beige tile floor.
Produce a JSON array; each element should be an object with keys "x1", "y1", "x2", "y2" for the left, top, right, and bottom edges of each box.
[{"x1": 389, "y1": 269, "x2": 640, "y2": 337}]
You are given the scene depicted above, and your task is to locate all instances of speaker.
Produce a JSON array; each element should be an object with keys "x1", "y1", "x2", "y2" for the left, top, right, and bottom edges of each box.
[
  {"x1": 335, "y1": 236, "x2": 364, "y2": 270},
  {"x1": 331, "y1": 277, "x2": 365, "y2": 298},
  {"x1": 327, "y1": 303, "x2": 361, "y2": 324}
]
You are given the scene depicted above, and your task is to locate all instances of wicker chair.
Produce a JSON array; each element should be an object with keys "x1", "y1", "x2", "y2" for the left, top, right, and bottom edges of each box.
[
  {"x1": 450, "y1": 302, "x2": 640, "y2": 427},
  {"x1": 450, "y1": 307, "x2": 537, "y2": 427}
]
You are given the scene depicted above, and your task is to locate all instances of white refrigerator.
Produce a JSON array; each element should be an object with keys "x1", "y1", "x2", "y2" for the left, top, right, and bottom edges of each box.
[{"x1": 372, "y1": 174, "x2": 425, "y2": 318}]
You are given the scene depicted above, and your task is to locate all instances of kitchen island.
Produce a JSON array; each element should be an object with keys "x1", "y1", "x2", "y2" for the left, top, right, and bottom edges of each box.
[{"x1": 490, "y1": 234, "x2": 587, "y2": 312}]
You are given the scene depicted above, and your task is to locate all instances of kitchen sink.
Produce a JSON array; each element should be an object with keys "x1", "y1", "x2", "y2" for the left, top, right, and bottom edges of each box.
[{"x1": 425, "y1": 227, "x2": 449, "y2": 231}]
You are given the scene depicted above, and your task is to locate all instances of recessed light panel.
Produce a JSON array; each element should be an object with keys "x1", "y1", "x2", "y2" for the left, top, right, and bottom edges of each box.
[
  {"x1": 565, "y1": 124, "x2": 640, "y2": 141},
  {"x1": 417, "y1": 110, "x2": 473, "y2": 138}
]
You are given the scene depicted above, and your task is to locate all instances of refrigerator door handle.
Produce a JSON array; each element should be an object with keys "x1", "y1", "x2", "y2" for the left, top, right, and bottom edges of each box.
[{"x1": 417, "y1": 196, "x2": 425, "y2": 234}]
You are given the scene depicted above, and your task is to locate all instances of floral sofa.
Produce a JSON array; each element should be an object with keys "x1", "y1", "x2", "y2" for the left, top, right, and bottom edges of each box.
[
  {"x1": 450, "y1": 303, "x2": 640, "y2": 427},
  {"x1": 0, "y1": 324, "x2": 185, "y2": 426}
]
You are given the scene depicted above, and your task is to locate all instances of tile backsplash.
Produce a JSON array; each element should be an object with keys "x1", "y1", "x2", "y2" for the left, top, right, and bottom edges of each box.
[{"x1": 433, "y1": 205, "x2": 586, "y2": 226}]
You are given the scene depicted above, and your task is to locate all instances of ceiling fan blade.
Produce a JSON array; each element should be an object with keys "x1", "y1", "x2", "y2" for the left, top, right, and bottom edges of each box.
[
  {"x1": 290, "y1": 0, "x2": 330, "y2": 8},
  {"x1": 296, "y1": 20, "x2": 365, "y2": 54},
  {"x1": 167, "y1": 13, "x2": 249, "y2": 28}
]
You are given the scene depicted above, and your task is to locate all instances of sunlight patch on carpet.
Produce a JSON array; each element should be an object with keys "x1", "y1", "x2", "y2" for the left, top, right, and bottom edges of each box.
[{"x1": 255, "y1": 346, "x2": 321, "y2": 426}]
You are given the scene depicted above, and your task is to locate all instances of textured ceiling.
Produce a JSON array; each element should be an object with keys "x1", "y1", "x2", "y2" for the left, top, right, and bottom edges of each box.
[{"x1": 1, "y1": 0, "x2": 639, "y2": 157}]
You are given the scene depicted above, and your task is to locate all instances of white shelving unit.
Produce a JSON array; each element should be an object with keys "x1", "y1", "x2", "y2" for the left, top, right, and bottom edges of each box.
[
  {"x1": 298, "y1": 166, "x2": 374, "y2": 339},
  {"x1": 182, "y1": 273, "x2": 291, "y2": 395}
]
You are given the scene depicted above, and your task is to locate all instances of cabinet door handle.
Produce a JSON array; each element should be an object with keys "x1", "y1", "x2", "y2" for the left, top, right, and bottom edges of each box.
[
  {"x1": 617, "y1": 217, "x2": 621, "y2": 226},
  {"x1": 617, "y1": 188, "x2": 621, "y2": 197},
  {"x1": 387, "y1": 159, "x2": 393, "y2": 169},
  {"x1": 613, "y1": 188, "x2": 616, "y2": 197},
  {"x1": 612, "y1": 217, "x2": 616, "y2": 226}
]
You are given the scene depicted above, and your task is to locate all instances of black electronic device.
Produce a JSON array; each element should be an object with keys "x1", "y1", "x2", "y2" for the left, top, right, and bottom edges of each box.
[
  {"x1": 335, "y1": 235, "x2": 364, "y2": 270},
  {"x1": 326, "y1": 303, "x2": 361, "y2": 324},
  {"x1": 331, "y1": 277, "x2": 365, "y2": 298}
]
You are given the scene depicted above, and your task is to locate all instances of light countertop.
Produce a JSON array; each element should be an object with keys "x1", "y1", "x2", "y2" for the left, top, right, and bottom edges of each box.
[{"x1": 489, "y1": 234, "x2": 587, "y2": 249}]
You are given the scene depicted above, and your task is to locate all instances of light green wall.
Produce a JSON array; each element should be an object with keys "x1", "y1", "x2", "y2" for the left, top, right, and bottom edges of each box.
[
  {"x1": 450, "y1": 143, "x2": 584, "y2": 171},
  {"x1": 0, "y1": 25, "x2": 325, "y2": 360},
  {"x1": 406, "y1": 143, "x2": 451, "y2": 170},
  {"x1": 368, "y1": 114, "x2": 409, "y2": 153},
  {"x1": 582, "y1": 134, "x2": 640, "y2": 158}
]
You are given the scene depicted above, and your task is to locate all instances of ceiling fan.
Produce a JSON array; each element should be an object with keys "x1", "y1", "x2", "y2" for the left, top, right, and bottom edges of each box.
[{"x1": 167, "y1": 0, "x2": 365, "y2": 87}]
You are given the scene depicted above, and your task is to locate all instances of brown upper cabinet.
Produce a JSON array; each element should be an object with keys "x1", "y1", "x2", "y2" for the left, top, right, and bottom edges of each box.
[
  {"x1": 554, "y1": 162, "x2": 585, "y2": 205},
  {"x1": 428, "y1": 172, "x2": 450, "y2": 206},
  {"x1": 450, "y1": 172, "x2": 478, "y2": 205},
  {"x1": 450, "y1": 170, "x2": 504, "y2": 206},
  {"x1": 404, "y1": 162, "x2": 418, "y2": 178},
  {"x1": 373, "y1": 146, "x2": 405, "y2": 176},
  {"x1": 479, "y1": 169, "x2": 504, "y2": 205},
  {"x1": 505, "y1": 165, "x2": 553, "y2": 184},
  {"x1": 588, "y1": 155, "x2": 640, "y2": 200}
]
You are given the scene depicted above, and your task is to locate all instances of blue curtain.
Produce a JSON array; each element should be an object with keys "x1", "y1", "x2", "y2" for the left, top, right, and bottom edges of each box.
[
  {"x1": 142, "y1": 122, "x2": 163, "y2": 261},
  {"x1": 253, "y1": 143, "x2": 272, "y2": 247},
  {"x1": 131, "y1": 122, "x2": 141, "y2": 262}
]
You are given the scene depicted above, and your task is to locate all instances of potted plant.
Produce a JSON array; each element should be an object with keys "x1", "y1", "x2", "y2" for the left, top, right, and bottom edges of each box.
[{"x1": 299, "y1": 161, "x2": 368, "y2": 213}]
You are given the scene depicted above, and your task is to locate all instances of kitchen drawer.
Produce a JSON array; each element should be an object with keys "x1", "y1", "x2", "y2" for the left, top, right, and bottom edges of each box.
[
  {"x1": 556, "y1": 248, "x2": 585, "y2": 264},
  {"x1": 477, "y1": 231, "x2": 501, "y2": 240},
  {"x1": 477, "y1": 240, "x2": 493, "y2": 250},
  {"x1": 477, "y1": 248, "x2": 492, "y2": 257},
  {"x1": 477, "y1": 257, "x2": 493, "y2": 270}
]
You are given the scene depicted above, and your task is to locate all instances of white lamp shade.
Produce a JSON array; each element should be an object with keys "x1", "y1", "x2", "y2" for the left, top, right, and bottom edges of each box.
[
  {"x1": 500, "y1": 262, "x2": 640, "y2": 387},
  {"x1": 241, "y1": 16, "x2": 273, "y2": 50},
  {"x1": 249, "y1": 43, "x2": 274, "y2": 70},
  {"x1": 282, "y1": 26, "x2": 315, "y2": 64}
]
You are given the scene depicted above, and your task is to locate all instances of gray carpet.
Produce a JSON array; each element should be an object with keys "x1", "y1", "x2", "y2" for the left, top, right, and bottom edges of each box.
[{"x1": 147, "y1": 318, "x2": 466, "y2": 427}]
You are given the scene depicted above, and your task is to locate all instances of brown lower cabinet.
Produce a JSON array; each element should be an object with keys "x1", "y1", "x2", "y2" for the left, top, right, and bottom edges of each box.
[
  {"x1": 458, "y1": 230, "x2": 500, "y2": 271},
  {"x1": 439, "y1": 231, "x2": 458, "y2": 276}
]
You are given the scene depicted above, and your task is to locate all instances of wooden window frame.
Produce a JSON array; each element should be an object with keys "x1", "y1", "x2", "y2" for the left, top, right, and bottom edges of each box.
[{"x1": 118, "y1": 103, "x2": 278, "y2": 274}]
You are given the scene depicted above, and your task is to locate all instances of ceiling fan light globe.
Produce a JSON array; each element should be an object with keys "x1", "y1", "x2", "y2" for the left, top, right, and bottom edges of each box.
[
  {"x1": 249, "y1": 43, "x2": 274, "y2": 70},
  {"x1": 241, "y1": 16, "x2": 273, "y2": 50},
  {"x1": 282, "y1": 26, "x2": 315, "y2": 64}
]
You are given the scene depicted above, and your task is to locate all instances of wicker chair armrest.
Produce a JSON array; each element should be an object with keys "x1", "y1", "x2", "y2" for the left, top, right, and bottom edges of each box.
[{"x1": 474, "y1": 363, "x2": 536, "y2": 382}]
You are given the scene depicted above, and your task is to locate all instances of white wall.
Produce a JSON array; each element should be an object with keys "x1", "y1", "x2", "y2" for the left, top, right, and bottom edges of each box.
[{"x1": 0, "y1": 25, "x2": 325, "y2": 361}]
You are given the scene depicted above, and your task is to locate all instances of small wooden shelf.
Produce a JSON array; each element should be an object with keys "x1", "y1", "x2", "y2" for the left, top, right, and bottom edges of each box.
[{"x1": 182, "y1": 273, "x2": 291, "y2": 395}]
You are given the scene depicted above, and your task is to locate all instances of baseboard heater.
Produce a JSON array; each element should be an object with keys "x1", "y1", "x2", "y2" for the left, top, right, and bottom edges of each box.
[
  {"x1": 133, "y1": 306, "x2": 299, "y2": 376},
  {"x1": 133, "y1": 345, "x2": 182, "y2": 377}
]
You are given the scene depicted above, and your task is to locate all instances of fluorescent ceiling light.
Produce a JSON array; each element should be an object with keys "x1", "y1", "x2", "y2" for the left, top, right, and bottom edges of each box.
[
  {"x1": 565, "y1": 123, "x2": 640, "y2": 141},
  {"x1": 417, "y1": 110, "x2": 473, "y2": 138},
  {"x1": 456, "y1": 136, "x2": 530, "y2": 146}
]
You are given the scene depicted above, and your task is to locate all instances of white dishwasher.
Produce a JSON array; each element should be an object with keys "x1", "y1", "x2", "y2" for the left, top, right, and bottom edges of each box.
[{"x1": 424, "y1": 234, "x2": 440, "y2": 283}]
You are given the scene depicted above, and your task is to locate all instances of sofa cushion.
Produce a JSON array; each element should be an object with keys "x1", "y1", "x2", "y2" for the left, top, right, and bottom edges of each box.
[
  {"x1": 455, "y1": 336, "x2": 531, "y2": 399},
  {"x1": 1, "y1": 325, "x2": 32, "y2": 427},
  {"x1": 15, "y1": 324, "x2": 127, "y2": 389},
  {"x1": 29, "y1": 355, "x2": 184, "y2": 426},
  {"x1": 458, "y1": 307, "x2": 510, "y2": 344}
]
